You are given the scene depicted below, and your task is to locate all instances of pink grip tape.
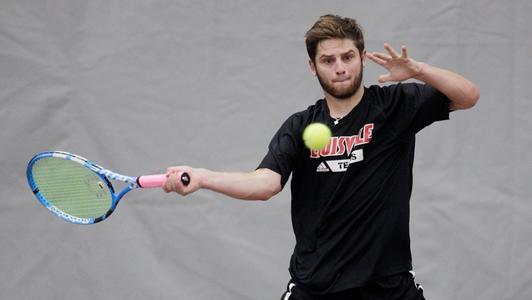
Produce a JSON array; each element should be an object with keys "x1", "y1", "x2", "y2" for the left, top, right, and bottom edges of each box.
[{"x1": 138, "y1": 174, "x2": 166, "y2": 188}]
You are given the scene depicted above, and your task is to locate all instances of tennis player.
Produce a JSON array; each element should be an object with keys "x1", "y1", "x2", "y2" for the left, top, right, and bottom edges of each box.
[{"x1": 163, "y1": 14, "x2": 479, "y2": 300}]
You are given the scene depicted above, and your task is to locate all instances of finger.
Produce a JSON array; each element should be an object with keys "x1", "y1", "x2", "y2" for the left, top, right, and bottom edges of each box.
[
  {"x1": 371, "y1": 52, "x2": 392, "y2": 62},
  {"x1": 163, "y1": 172, "x2": 178, "y2": 193},
  {"x1": 401, "y1": 45, "x2": 408, "y2": 58},
  {"x1": 162, "y1": 176, "x2": 172, "y2": 193},
  {"x1": 384, "y1": 43, "x2": 400, "y2": 59},
  {"x1": 367, "y1": 53, "x2": 388, "y2": 66},
  {"x1": 374, "y1": 53, "x2": 392, "y2": 63},
  {"x1": 172, "y1": 178, "x2": 183, "y2": 194},
  {"x1": 166, "y1": 167, "x2": 178, "y2": 174},
  {"x1": 166, "y1": 172, "x2": 180, "y2": 193},
  {"x1": 170, "y1": 172, "x2": 185, "y2": 192}
]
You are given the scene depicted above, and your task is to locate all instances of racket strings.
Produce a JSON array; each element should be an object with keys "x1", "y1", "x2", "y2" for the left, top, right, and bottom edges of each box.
[{"x1": 31, "y1": 158, "x2": 112, "y2": 219}]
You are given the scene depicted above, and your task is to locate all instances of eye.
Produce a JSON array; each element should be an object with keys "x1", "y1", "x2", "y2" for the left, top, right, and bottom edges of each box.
[{"x1": 342, "y1": 54, "x2": 354, "y2": 62}]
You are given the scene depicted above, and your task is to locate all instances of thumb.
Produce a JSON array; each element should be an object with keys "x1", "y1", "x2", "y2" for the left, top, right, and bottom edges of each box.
[{"x1": 378, "y1": 74, "x2": 393, "y2": 83}]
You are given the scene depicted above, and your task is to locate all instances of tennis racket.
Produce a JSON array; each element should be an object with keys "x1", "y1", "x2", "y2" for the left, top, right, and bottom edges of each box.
[{"x1": 26, "y1": 151, "x2": 190, "y2": 225}]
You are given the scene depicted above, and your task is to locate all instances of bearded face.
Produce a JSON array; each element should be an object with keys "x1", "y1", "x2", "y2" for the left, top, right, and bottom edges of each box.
[
  {"x1": 310, "y1": 38, "x2": 366, "y2": 100},
  {"x1": 315, "y1": 60, "x2": 363, "y2": 99}
]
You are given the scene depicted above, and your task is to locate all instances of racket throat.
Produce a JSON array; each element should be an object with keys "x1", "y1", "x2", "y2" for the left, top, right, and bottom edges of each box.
[{"x1": 98, "y1": 169, "x2": 138, "y2": 188}]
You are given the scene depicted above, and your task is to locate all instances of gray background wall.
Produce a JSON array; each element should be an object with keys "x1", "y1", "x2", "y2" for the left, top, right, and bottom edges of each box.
[{"x1": 1, "y1": 1, "x2": 531, "y2": 299}]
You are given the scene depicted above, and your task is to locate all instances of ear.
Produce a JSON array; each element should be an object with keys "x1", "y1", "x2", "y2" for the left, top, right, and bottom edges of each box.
[
  {"x1": 361, "y1": 49, "x2": 367, "y2": 68},
  {"x1": 308, "y1": 59, "x2": 317, "y2": 76}
]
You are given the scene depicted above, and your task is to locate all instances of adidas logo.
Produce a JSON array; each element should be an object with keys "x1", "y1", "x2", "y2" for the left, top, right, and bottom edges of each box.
[{"x1": 316, "y1": 162, "x2": 330, "y2": 172}]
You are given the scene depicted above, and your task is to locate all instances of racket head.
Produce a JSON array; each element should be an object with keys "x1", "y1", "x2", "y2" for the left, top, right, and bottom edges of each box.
[{"x1": 27, "y1": 151, "x2": 117, "y2": 224}]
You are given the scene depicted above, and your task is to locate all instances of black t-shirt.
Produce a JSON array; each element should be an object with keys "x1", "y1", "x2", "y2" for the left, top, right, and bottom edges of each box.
[{"x1": 258, "y1": 83, "x2": 450, "y2": 294}]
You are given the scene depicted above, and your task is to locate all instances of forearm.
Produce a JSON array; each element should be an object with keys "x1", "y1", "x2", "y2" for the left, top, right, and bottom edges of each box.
[
  {"x1": 195, "y1": 168, "x2": 282, "y2": 201},
  {"x1": 414, "y1": 63, "x2": 480, "y2": 110}
]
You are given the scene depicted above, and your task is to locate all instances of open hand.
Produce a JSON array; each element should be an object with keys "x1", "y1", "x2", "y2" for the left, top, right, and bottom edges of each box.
[{"x1": 367, "y1": 43, "x2": 424, "y2": 83}]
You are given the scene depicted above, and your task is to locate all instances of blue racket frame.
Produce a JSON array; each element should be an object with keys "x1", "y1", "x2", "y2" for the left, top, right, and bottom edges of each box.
[{"x1": 27, "y1": 151, "x2": 141, "y2": 225}]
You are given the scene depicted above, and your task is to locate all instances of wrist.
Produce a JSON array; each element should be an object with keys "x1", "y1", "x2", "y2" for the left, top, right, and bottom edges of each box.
[
  {"x1": 414, "y1": 62, "x2": 427, "y2": 80},
  {"x1": 194, "y1": 168, "x2": 208, "y2": 189}
]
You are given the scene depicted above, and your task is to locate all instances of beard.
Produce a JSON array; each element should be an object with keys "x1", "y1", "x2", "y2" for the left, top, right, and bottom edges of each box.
[{"x1": 316, "y1": 66, "x2": 363, "y2": 100}]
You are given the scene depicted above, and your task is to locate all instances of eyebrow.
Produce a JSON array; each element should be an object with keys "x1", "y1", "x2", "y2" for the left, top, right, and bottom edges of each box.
[{"x1": 319, "y1": 50, "x2": 357, "y2": 59}]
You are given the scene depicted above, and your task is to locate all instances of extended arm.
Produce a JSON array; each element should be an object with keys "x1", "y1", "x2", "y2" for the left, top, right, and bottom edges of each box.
[
  {"x1": 367, "y1": 43, "x2": 480, "y2": 110},
  {"x1": 162, "y1": 167, "x2": 282, "y2": 201}
]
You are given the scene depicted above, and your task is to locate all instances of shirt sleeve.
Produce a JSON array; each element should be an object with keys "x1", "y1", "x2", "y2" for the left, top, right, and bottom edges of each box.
[
  {"x1": 257, "y1": 113, "x2": 303, "y2": 188},
  {"x1": 383, "y1": 83, "x2": 450, "y2": 138}
]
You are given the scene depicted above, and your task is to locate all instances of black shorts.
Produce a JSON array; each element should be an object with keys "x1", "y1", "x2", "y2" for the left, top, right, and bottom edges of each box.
[{"x1": 280, "y1": 271, "x2": 425, "y2": 300}]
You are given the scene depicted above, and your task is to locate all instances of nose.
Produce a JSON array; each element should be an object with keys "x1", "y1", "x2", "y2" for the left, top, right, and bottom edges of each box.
[{"x1": 334, "y1": 61, "x2": 346, "y2": 75}]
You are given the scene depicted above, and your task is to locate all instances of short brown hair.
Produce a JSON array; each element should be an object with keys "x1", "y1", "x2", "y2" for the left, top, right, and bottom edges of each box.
[{"x1": 305, "y1": 15, "x2": 365, "y2": 62}]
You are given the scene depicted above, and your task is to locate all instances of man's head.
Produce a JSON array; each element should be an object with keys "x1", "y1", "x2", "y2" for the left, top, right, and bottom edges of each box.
[
  {"x1": 305, "y1": 15, "x2": 365, "y2": 63},
  {"x1": 305, "y1": 15, "x2": 366, "y2": 99}
]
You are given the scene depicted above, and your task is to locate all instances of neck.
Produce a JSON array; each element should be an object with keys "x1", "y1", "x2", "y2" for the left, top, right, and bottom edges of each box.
[{"x1": 325, "y1": 83, "x2": 365, "y2": 119}]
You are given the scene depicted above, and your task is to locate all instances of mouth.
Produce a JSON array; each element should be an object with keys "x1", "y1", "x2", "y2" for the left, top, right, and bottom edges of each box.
[{"x1": 333, "y1": 78, "x2": 350, "y2": 83}]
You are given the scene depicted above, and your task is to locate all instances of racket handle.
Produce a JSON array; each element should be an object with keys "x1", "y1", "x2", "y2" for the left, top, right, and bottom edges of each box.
[
  {"x1": 137, "y1": 173, "x2": 190, "y2": 188},
  {"x1": 138, "y1": 174, "x2": 166, "y2": 188}
]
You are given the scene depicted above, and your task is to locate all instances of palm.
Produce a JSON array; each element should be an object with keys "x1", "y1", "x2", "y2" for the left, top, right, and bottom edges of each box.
[{"x1": 367, "y1": 43, "x2": 423, "y2": 83}]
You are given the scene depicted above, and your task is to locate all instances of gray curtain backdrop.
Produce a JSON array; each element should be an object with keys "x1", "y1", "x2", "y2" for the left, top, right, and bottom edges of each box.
[{"x1": 1, "y1": 1, "x2": 531, "y2": 299}]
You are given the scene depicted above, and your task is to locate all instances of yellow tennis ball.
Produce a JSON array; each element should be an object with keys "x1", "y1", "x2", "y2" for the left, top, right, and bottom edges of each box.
[{"x1": 303, "y1": 123, "x2": 332, "y2": 150}]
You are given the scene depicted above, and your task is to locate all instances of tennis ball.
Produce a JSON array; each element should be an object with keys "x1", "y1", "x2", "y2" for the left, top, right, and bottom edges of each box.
[{"x1": 303, "y1": 123, "x2": 332, "y2": 150}]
